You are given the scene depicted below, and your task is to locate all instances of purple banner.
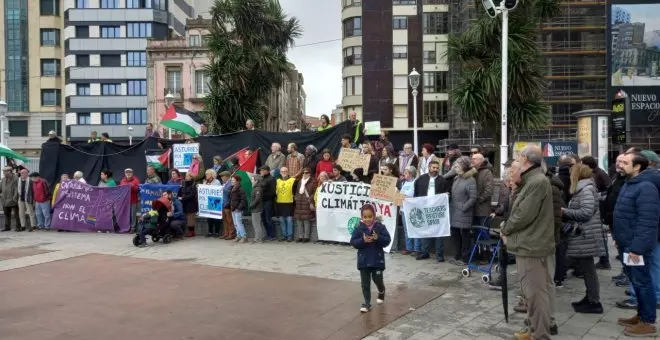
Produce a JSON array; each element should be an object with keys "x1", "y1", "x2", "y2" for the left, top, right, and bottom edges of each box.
[{"x1": 51, "y1": 180, "x2": 131, "y2": 232}]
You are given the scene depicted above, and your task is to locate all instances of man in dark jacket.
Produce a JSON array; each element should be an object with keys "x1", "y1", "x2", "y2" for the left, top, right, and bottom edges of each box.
[
  {"x1": 259, "y1": 166, "x2": 277, "y2": 241},
  {"x1": 413, "y1": 161, "x2": 450, "y2": 261},
  {"x1": 613, "y1": 152, "x2": 660, "y2": 337}
]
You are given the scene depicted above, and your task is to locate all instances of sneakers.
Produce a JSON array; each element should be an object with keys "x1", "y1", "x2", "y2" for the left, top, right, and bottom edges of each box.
[
  {"x1": 615, "y1": 276, "x2": 631, "y2": 287},
  {"x1": 572, "y1": 296, "x2": 589, "y2": 308},
  {"x1": 488, "y1": 280, "x2": 503, "y2": 291},
  {"x1": 554, "y1": 280, "x2": 564, "y2": 288},
  {"x1": 613, "y1": 272, "x2": 626, "y2": 281},
  {"x1": 377, "y1": 291, "x2": 385, "y2": 304},
  {"x1": 574, "y1": 301, "x2": 604, "y2": 314},
  {"x1": 624, "y1": 322, "x2": 657, "y2": 337},
  {"x1": 360, "y1": 304, "x2": 370, "y2": 313},
  {"x1": 625, "y1": 289, "x2": 633, "y2": 297},
  {"x1": 616, "y1": 298, "x2": 638, "y2": 310}
]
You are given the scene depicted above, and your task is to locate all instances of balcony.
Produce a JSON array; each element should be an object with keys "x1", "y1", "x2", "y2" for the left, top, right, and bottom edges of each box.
[
  {"x1": 544, "y1": 65, "x2": 608, "y2": 78},
  {"x1": 67, "y1": 124, "x2": 147, "y2": 141},
  {"x1": 68, "y1": 96, "x2": 148, "y2": 111},
  {"x1": 163, "y1": 88, "x2": 184, "y2": 102},
  {"x1": 66, "y1": 8, "x2": 167, "y2": 24},
  {"x1": 147, "y1": 38, "x2": 209, "y2": 50},
  {"x1": 68, "y1": 67, "x2": 147, "y2": 81},
  {"x1": 68, "y1": 38, "x2": 147, "y2": 52},
  {"x1": 540, "y1": 41, "x2": 607, "y2": 52}
]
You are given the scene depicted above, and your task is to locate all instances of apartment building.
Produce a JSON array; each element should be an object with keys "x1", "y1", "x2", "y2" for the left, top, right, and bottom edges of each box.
[
  {"x1": 62, "y1": 0, "x2": 210, "y2": 143},
  {"x1": 0, "y1": 0, "x2": 66, "y2": 154},
  {"x1": 264, "y1": 65, "x2": 307, "y2": 132},
  {"x1": 340, "y1": 0, "x2": 451, "y2": 144}
]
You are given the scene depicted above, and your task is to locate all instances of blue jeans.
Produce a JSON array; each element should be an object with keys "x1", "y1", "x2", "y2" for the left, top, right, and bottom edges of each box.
[
  {"x1": 402, "y1": 214, "x2": 421, "y2": 252},
  {"x1": 35, "y1": 201, "x2": 51, "y2": 229},
  {"x1": 421, "y1": 237, "x2": 445, "y2": 259},
  {"x1": 628, "y1": 244, "x2": 660, "y2": 303},
  {"x1": 279, "y1": 216, "x2": 293, "y2": 239},
  {"x1": 262, "y1": 201, "x2": 275, "y2": 239},
  {"x1": 232, "y1": 211, "x2": 247, "y2": 237},
  {"x1": 621, "y1": 247, "x2": 657, "y2": 323}
]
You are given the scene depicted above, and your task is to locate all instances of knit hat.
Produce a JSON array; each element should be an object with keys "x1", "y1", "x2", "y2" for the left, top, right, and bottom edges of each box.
[{"x1": 641, "y1": 150, "x2": 660, "y2": 163}]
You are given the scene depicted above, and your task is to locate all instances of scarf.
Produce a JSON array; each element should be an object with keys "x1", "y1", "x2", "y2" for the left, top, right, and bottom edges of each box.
[
  {"x1": 299, "y1": 176, "x2": 310, "y2": 194},
  {"x1": 189, "y1": 160, "x2": 200, "y2": 177}
]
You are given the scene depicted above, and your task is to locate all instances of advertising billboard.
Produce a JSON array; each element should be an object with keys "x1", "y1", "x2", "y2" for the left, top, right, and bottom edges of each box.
[{"x1": 608, "y1": 0, "x2": 660, "y2": 127}]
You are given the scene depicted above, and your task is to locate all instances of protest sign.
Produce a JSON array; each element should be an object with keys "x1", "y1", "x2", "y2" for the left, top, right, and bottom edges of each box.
[
  {"x1": 173, "y1": 143, "x2": 199, "y2": 172},
  {"x1": 316, "y1": 182, "x2": 397, "y2": 252},
  {"x1": 364, "y1": 121, "x2": 381, "y2": 135},
  {"x1": 139, "y1": 184, "x2": 181, "y2": 214},
  {"x1": 51, "y1": 180, "x2": 131, "y2": 232},
  {"x1": 197, "y1": 184, "x2": 224, "y2": 219},
  {"x1": 402, "y1": 193, "x2": 450, "y2": 238},
  {"x1": 336, "y1": 148, "x2": 370, "y2": 172},
  {"x1": 370, "y1": 174, "x2": 398, "y2": 203}
]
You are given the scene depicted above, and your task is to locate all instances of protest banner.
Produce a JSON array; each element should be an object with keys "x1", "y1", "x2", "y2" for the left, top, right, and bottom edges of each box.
[
  {"x1": 364, "y1": 121, "x2": 381, "y2": 135},
  {"x1": 336, "y1": 147, "x2": 370, "y2": 173},
  {"x1": 51, "y1": 181, "x2": 131, "y2": 232},
  {"x1": 173, "y1": 143, "x2": 199, "y2": 172},
  {"x1": 139, "y1": 184, "x2": 181, "y2": 214},
  {"x1": 197, "y1": 184, "x2": 224, "y2": 219},
  {"x1": 370, "y1": 174, "x2": 398, "y2": 203},
  {"x1": 402, "y1": 193, "x2": 450, "y2": 238},
  {"x1": 316, "y1": 182, "x2": 397, "y2": 252}
]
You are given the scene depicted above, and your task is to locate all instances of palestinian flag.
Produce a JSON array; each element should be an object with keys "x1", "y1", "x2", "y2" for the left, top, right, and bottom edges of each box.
[
  {"x1": 160, "y1": 104, "x2": 204, "y2": 137},
  {"x1": 232, "y1": 150, "x2": 259, "y2": 214},
  {"x1": 145, "y1": 149, "x2": 170, "y2": 172}
]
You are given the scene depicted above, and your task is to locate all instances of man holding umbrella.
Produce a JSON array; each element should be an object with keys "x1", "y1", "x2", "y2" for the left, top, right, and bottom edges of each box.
[{"x1": 501, "y1": 145, "x2": 556, "y2": 340}]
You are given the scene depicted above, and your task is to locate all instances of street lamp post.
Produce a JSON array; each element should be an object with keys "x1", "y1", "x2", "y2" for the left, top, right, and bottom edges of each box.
[
  {"x1": 0, "y1": 99, "x2": 7, "y2": 168},
  {"x1": 482, "y1": 0, "x2": 518, "y2": 178},
  {"x1": 165, "y1": 91, "x2": 175, "y2": 139},
  {"x1": 408, "y1": 68, "x2": 421, "y2": 154},
  {"x1": 127, "y1": 126, "x2": 134, "y2": 145}
]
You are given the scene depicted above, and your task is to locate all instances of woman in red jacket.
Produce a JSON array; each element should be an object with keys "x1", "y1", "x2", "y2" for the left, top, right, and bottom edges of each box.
[
  {"x1": 120, "y1": 168, "x2": 141, "y2": 233},
  {"x1": 315, "y1": 149, "x2": 334, "y2": 180}
]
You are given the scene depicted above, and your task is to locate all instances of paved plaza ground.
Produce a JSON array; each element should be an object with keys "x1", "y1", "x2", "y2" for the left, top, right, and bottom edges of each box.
[{"x1": 0, "y1": 232, "x2": 657, "y2": 339}]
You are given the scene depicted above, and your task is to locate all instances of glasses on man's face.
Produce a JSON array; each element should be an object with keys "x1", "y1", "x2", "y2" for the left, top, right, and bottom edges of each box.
[{"x1": 303, "y1": 171, "x2": 310, "y2": 174}]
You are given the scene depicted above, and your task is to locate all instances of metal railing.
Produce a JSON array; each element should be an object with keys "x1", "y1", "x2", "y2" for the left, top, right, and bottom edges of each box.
[{"x1": 540, "y1": 41, "x2": 606, "y2": 51}]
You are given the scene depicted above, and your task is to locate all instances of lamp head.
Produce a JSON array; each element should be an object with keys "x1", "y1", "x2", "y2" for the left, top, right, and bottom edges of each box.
[
  {"x1": 482, "y1": 0, "x2": 498, "y2": 18},
  {"x1": 165, "y1": 92, "x2": 175, "y2": 107},
  {"x1": 0, "y1": 99, "x2": 7, "y2": 115},
  {"x1": 408, "y1": 68, "x2": 421, "y2": 89}
]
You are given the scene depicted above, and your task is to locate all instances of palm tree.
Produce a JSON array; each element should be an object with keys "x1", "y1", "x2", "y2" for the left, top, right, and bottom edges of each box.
[
  {"x1": 447, "y1": 0, "x2": 560, "y2": 151},
  {"x1": 203, "y1": 0, "x2": 302, "y2": 133}
]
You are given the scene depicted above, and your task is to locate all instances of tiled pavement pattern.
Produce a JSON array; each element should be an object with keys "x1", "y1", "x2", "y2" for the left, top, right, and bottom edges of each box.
[{"x1": 0, "y1": 232, "x2": 657, "y2": 339}]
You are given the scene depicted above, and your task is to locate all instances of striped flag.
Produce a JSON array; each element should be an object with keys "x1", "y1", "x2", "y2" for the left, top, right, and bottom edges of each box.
[{"x1": 145, "y1": 149, "x2": 171, "y2": 172}]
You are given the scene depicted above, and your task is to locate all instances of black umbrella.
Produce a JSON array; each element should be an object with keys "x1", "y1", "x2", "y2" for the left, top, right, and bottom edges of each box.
[{"x1": 499, "y1": 241, "x2": 509, "y2": 323}]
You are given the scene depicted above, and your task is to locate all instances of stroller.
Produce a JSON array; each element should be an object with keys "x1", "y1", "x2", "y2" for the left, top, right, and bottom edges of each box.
[
  {"x1": 462, "y1": 216, "x2": 503, "y2": 284},
  {"x1": 132, "y1": 201, "x2": 175, "y2": 246}
]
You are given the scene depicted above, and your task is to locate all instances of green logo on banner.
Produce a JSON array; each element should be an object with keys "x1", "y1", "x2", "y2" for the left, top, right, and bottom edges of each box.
[
  {"x1": 409, "y1": 207, "x2": 425, "y2": 229},
  {"x1": 347, "y1": 216, "x2": 360, "y2": 235}
]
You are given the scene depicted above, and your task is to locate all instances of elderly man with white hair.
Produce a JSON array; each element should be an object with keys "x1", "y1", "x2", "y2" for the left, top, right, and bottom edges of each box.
[
  {"x1": 264, "y1": 142, "x2": 286, "y2": 178},
  {"x1": 501, "y1": 145, "x2": 556, "y2": 340}
]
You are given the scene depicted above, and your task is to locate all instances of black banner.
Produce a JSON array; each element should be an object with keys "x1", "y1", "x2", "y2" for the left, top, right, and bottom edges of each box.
[
  {"x1": 40, "y1": 122, "x2": 352, "y2": 187},
  {"x1": 611, "y1": 96, "x2": 628, "y2": 145}
]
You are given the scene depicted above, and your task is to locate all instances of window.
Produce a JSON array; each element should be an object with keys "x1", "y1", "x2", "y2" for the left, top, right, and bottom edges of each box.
[
  {"x1": 41, "y1": 120, "x2": 62, "y2": 137},
  {"x1": 76, "y1": 0, "x2": 89, "y2": 8},
  {"x1": 423, "y1": 71, "x2": 448, "y2": 93},
  {"x1": 101, "y1": 26, "x2": 120, "y2": 38},
  {"x1": 127, "y1": 0, "x2": 151, "y2": 8},
  {"x1": 102, "y1": 112, "x2": 122, "y2": 125},
  {"x1": 75, "y1": 26, "x2": 89, "y2": 38},
  {"x1": 189, "y1": 35, "x2": 201, "y2": 47},
  {"x1": 393, "y1": 76, "x2": 408, "y2": 89},
  {"x1": 343, "y1": 46, "x2": 362, "y2": 67},
  {"x1": 394, "y1": 0, "x2": 416, "y2": 4},
  {"x1": 40, "y1": 29, "x2": 60, "y2": 46},
  {"x1": 128, "y1": 109, "x2": 147, "y2": 124},
  {"x1": 102, "y1": 84, "x2": 121, "y2": 95},
  {"x1": 423, "y1": 101, "x2": 448, "y2": 123},
  {"x1": 343, "y1": 17, "x2": 362, "y2": 38},
  {"x1": 423, "y1": 13, "x2": 449, "y2": 34},
  {"x1": 342, "y1": 0, "x2": 361, "y2": 7},
  {"x1": 393, "y1": 45, "x2": 408, "y2": 59},
  {"x1": 127, "y1": 80, "x2": 147, "y2": 96},
  {"x1": 100, "y1": 55, "x2": 121, "y2": 67},
  {"x1": 77, "y1": 113, "x2": 91, "y2": 125},
  {"x1": 77, "y1": 55, "x2": 90, "y2": 67},
  {"x1": 166, "y1": 70, "x2": 181, "y2": 90},
  {"x1": 343, "y1": 76, "x2": 363, "y2": 97},
  {"x1": 77, "y1": 84, "x2": 91, "y2": 96},
  {"x1": 393, "y1": 16, "x2": 408, "y2": 29},
  {"x1": 8, "y1": 121, "x2": 28, "y2": 137},
  {"x1": 40, "y1": 0, "x2": 60, "y2": 16},
  {"x1": 152, "y1": 0, "x2": 166, "y2": 10},
  {"x1": 127, "y1": 23, "x2": 152, "y2": 38},
  {"x1": 41, "y1": 59, "x2": 61, "y2": 76},
  {"x1": 41, "y1": 89, "x2": 61, "y2": 106},
  {"x1": 195, "y1": 70, "x2": 210, "y2": 94},
  {"x1": 101, "y1": 0, "x2": 119, "y2": 8},
  {"x1": 423, "y1": 0, "x2": 448, "y2": 3},
  {"x1": 127, "y1": 52, "x2": 146, "y2": 66},
  {"x1": 424, "y1": 51, "x2": 437, "y2": 64}
]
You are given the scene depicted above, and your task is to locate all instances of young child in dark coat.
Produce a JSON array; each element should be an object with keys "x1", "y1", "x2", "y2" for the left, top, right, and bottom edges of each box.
[{"x1": 350, "y1": 203, "x2": 392, "y2": 313}]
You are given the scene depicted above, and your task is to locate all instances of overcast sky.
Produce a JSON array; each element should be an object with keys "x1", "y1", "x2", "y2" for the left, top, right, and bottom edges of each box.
[{"x1": 279, "y1": 0, "x2": 342, "y2": 117}]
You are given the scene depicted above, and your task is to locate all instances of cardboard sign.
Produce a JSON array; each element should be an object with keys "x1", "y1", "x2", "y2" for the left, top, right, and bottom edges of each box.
[
  {"x1": 337, "y1": 147, "x2": 370, "y2": 172},
  {"x1": 370, "y1": 174, "x2": 398, "y2": 203}
]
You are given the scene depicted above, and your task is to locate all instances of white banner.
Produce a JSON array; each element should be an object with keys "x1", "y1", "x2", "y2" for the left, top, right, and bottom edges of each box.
[
  {"x1": 597, "y1": 116, "x2": 609, "y2": 171},
  {"x1": 402, "y1": 194, "x2": 451, "y2": 238},
  {"x1": 173, "y1": 143, "x2": 200, "y2": 172},
  {"x1": 316, "y1": 182, "x2": 398, "y2": 253},
  {"x1": 197, "y1": 184, "x2": 224, "y2": 219}
]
